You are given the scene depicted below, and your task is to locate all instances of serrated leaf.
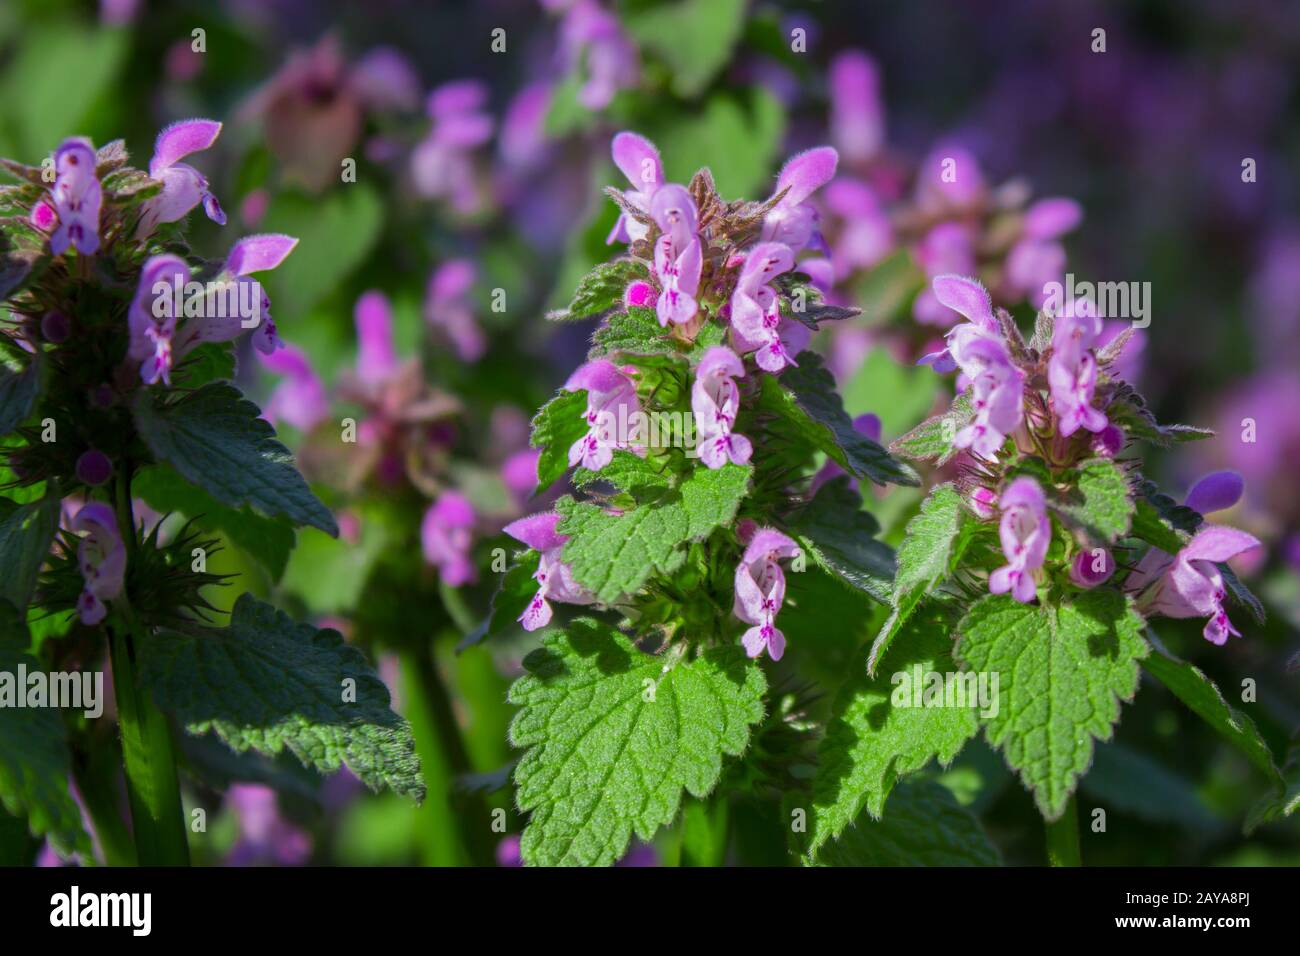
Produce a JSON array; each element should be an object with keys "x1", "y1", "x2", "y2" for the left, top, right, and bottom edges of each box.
[
  {"x1": 788, "y1": 476, "x2": 892, "y2": 604},
  {"x1": 954, "y1": 590, "x2": 1149, "y2": 820},
  {"x1": 867, "y1": 484, "x2": 976, "y2": 674},
  {"x1": 1141, "y1": 632, "x2": 1280, "y2": 782},
  {"x1": 509, "y1": 619, "x2": 766, "y2": 866},
  {"x1": 0, "y1": 601, "x2": 92, "y2": 857},
  {"x1": 588, "y1": 306, "x2": 680, "y2": 359},
  {"x1": 1108, "y1": 388, "x2": 1215, "y2": 447},
  {"x1": 547, "y1": 259, "x2": 649, "y2": 323},
  {"x1": 0, "y1": 490, "x2": 58, "y2": 611},
  {"x1": 132, "y1": 383, "x2": 337, "y2": 536},
  {"x1": 529, "y1": 388, "x2": 589, "y2": 496},
  {"x1": 133, "y1": 464, "x2": 295, "y2": 582},
  {"x1": 1048, "y1": 457, "x2": 1133, "y2": 544},
  {"x1": 0, "y1": 346, "x2": 42, "y2": 437},
  {"x1": 140, "y1": 593, "x2": 424, "y2": 800},
  {"x1": 556, "y1": 463, "x2": 750, "y2": 603},
  {"x1": 762, "y1": 351, "x2": 919, "y2": 487},
  {"x1": 889, "y1": 393, "x2": 973, "y2": 466},
  {"x1": 812, "y1": 779, "x2": 1000, "y2": 866},
  {"x1": 572, "y1": 449, "x2": 672, "y2": 499},
  {"x1": 1130, "y1": 498, "x2": 1190, "y2": 554},
  {"x1": 809, "y1": 601, "x2": 979, "y2": 855}
]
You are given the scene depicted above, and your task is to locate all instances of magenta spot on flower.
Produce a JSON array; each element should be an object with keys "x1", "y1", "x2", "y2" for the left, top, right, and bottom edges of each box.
[{"x1": 625, "y1": 280, "x2": 656, "y2": 308}]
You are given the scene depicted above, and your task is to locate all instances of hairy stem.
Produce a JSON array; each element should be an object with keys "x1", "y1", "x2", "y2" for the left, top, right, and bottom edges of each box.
[
  {"x1": 1045, "y1": 794, "x2": 1081, "y2": 867},
  {"x1": 110, "y1": 470, "x2": 190, "y2": 866}
]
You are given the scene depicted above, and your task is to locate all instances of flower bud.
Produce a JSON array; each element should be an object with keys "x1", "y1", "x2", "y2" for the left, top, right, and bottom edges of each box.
[
  {"x1": 75, "y1": 450, "x2": 113, "y2": 486},
  {"x1": 1069, "y1": 547, "x2": 1114, "y2": 588},
  {"x1": 969, "y1": 486, "x2": 998, "y2": 519}
]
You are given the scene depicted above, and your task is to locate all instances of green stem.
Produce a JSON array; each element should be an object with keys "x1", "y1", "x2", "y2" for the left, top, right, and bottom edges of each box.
[
  {"x1": 400, "y1": 640, "x2": 494, "y2": 866},
  {"x1": 109, "y1": 470, "x2": 190, "y2": 866},
  {"x1": 1045, "y1": 794, "x2": 1081, "y2": 867}
]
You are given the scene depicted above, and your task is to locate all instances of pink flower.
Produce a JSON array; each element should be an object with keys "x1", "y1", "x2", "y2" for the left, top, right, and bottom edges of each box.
[
  {"x1": 730, "y1": 242, "x2": 804, "y2": 373},
  {"x1": 829, "y1": 51, "x2": 884, "y2": 165},
  {"x1": 422, "y1": 492, "x2": 478, "y2": 586},
  {"x1": 911, "y1": 223, "x2": 976, "y2": 327},
  {"x1": 564, "y1": 360, "x2": 641, "y2": 471},
  {"x1": 136, "y1": 119, "x2": 226, "y2": 236},
  {"x1": 915, "y1": 144, "x2": 985, "y2": 214},
  {"x1": 624, "y1": 280, "x2": 657, "y2": 309},
  {"x1": 650, "y1": 185, "x2": 703, "y2": 327},
  {"x1": 606, "y1": 131, "x2": 663, "y2": 244},
  {"x1": 49, "y1": 138, "x2": 102, "y2": 256},
  {"x1": 127, "y1": 254, "x2": 188, "y2": 385},
  {"x1": 1003, "y1": 198, "x2": 1081, "y2": 307},
  {"x1": 761, "y1": 147, "x2": 838, "y2": 254},
  {"x1": 257, "y1": 344, "x2": 329, "y2": 432},
  {"x1": 1048, "y1": 301, "x2": 1107, "y2": 437},
  {"x1": 733, "y1": 529, "x2": 802, "y2": 660},
  {"x1": 692, "y1": 347, "x2": 752, "y2": 469},
  {"x1": 426, "y1": 260, "x2": 485, "y2": 362},
  {"x1": 558, "y1": 0, "x2": 640, "y2": 111},
  {"x1": 1069, "y1": 548, "x2": 1115, "y2": 589},
  {"x1": 71, "y1": 503, "x2": 126, "y2": 625},
  {"x1": 354, "y1": 290, "x2": 399, "y2": 387},
  {"x1": 1130, "y1": 526, "x2": 1261, "y2": 645},
  {"x1": 411, "y1": 80, "x2": 493, "y2": 213},
  {"x1": 504, "y1": 512, "x2": 595, "y2": 631},
  {"x1": 824, "y1": 178, "x2": 894, "y2": 280},
  {"x1": 988, "y1": 477, "x2": 1049, "y2": 604}
]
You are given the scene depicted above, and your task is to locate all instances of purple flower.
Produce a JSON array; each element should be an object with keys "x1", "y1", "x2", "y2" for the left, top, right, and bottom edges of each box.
[
  {"x1": 829, "y1": 51, "x2": 884, "y2": 165},
  {"x1": 969, "y1": 485, "x2": 998, "y2": 519},
  {"x1": 1048, "y1": 302, "x2": 1107, "y2": 437},
  {"x1": 75, "y1": 450, "x2": 113, "y2": 487},
  {"x1": 650, "y1": 185, "x2": 703, "y2": 327},
  {"x1": 49, "y1": 138, "x2": 102, "y2": 257},
  {"x1": 127, "y1": 254, "x2": 188, "y2": 385},
  {"x1": 1130, "y1": 526, "x2": 1261, "y2": 645},
  {"x1": 422, "y1": 492, "x2": 478, "y2": 586},
  {"x1": 558, "y1": 0, "x2": 640, "y2": 111},
  {"x1": 501, "y1": 447, "x2": 542, "y2": 506},
  {"x1": 136, "y1": 119, "x2": 226, "y2": 236},
  {"x1": 1184, "y1": 470, "x2": 1244, "y2": 517},
  {"x1": 607, "y1": 131, "x2": 663, "y2": 244},
  {"x1": 1002, "y1": 198, "x2": 1081, "y2": 307},
  {"x1": 426, "y1": 259, "x2": 485, "y2": 361},
  {"x1": 70, "y1": 503, "x2": 126, "y2": 625},
  {"x1": 172, "y1": 234, "x2": 298, "y2": 359},
  {"x1": 733, "y1": 529, "x2": 802, "y2": 660},
  {"x1": 1091, "y1": 424, "x2": 1124, "y2": 458},
  {"x1": 761, "y1": 147, "x2": 838, "y2": 254},
  {"x1": 353, "y1": 290, "x2": 399, "y2": 387},
  {"x1": 692, "y1": 346, "x2": 752, "y2": 469},
  {"x1": 225, "y1": 784, "x2": 312, "y2": 867},
  {"x1": 624, "y1": 279, "x2": 657, "y2": 309},
  {"x1": 824, "y1": 178, "x2": 894, "y2": 280},
  {"x1": 257, "y1": 344, "x2": 329, "y2": 432},
  {"x1": 411, "y1": 80, "x2": 493, "y2": 213},
  {"x1": 730, "y1": 242, "x2": 804, "y2": 373},
  {"x1": 1069, "y1": 547, "x2": 1115, "y2": 589},
  {"x1": 988, "y1": 477, "x2": 1049, "y2": 604},
  {"x1": 911, "y1": 223, "x2": 976, "y2": 327},
  {"x1": 915, "y1": 144, "x2": 986, "y2": 214},
  {"x1": 921, "y1": 276, "x2": 1024, "y2": 459},
  {"x1": 564, "y1": 360, "x2": 641, "y2": 470},
  {"x1": 504, "y1": 511, "x2": 595, "y2": 631},
  {"x1": 349, "y1": 47, "x2": 421, "y2": 113}
]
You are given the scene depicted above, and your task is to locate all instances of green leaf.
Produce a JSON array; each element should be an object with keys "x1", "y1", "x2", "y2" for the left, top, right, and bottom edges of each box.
[
  {"x1": 0, "y1": 346, "x2": 41, "y2": 438},
  {"x1": 1245, "y1": 732, "x2": 1300, "y2": 834},
  {"x1": 812, "y1": 780, "x2": 1000, "y2": 866},
  {"x1": 809, "y1": 601, "x2": 979, "y2": 855},
  {"x1": 867, "y1": 485, "x2": 976, "y2": 674},
  {"x1": 133, "y1": 464, "x2": 296, "y2": 582},
  {"x1": 1107, "y1": 387, "x2": 1215, "y2": 447},
  {"x1": 1048, "y1": 457, "x2": 1133, "y2": 544},
  {"x1": 625, "y1": 0, "x2": 747, "y2": 98},
  {"x1": 171, "y1": 342, "x2": 236, "y2": 389},
  {"x1": 658, "y1": 89, "x2": 785, "y2": 199},
  {"x1": 1130, "y1": 498, "x2": 1190, "y2": 554},
  {"x1": 761, "y1": 352, "x2": 919, "y2": 487},
  {"x1": 258, "y1": 185, "x2": 383, "y2": 319},
  {"x1": 481, "y1": 550, "x2": 541, "y2": 644},
  {"x1": 1141, "y1": 632, "x2": 1280, "y2": 782},
  {"x1": 556, "y1": 463, "x2": 750, "y2": 604},
  {"x1": 280, "y1": 516, "x2": 394, "y2": 616},
  {"x1": 889, "y1": 393, "x2": 973, "y2": 466},
  {"x1": 572, "y1": 449, "x2": 672, "y2": 498},
  {"x1": 0, "y1": 601, "x2": 92, "y2": 857},
  {"x1": 954, "y1": 590, "x2": 1149, "y2": 820},
  {"x1": 132, "y1": 383, "x2": 337, "y2": 536},
  {"x1": 589, "y1": 306, "x2": 680, "y2": 359},
  {"x1": 0, "y1": 490, "x2": 58, "y2": 611},
  {"x1": 788, "y1": 477, "x2": 893, "y2": 604},
  {"x1": 547, "y1": 260, "x2": 649, "y2": 323},
  {"x1": 140, "y1": 593, "x2": 424, "y2": 800},
  {"x1": 1219, "y1": 562, "x2": 1265, "y2": 626},
  {"x1": 529, "y1": 388, "x2": 590, "y2": 496},
  {"x1": 509, "y1": 619, "x2": 766, "y2": 866}
]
